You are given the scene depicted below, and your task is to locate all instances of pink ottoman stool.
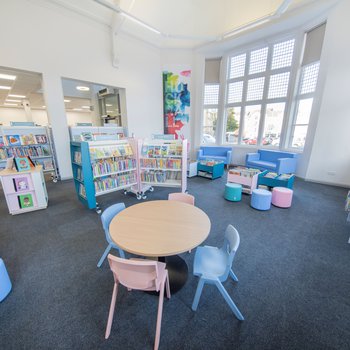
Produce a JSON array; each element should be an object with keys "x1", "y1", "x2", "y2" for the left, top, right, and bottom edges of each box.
[{"x1": 272, "y1": 187, "x2": 293, "y2": 208}]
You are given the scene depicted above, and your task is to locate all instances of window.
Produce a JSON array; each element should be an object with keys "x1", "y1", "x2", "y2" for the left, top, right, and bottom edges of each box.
[
  {"x1": 225, "y1": 38, "x2": 295, "y2": 146},
  {"x1": 203, "y1": 84, "x2": 219, "y2": 144}
]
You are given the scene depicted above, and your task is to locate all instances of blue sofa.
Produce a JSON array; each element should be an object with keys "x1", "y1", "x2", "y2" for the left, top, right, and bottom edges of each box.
[
  {"x1": 246, "y1": 149, "x2": 298, "y2": 174},
  {"x1": 197, "y1": 146, "x2": 232, "y2": 167}
]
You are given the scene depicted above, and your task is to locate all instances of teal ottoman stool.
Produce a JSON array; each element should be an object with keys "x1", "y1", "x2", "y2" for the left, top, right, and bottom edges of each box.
[
  {"x1": 251, "y1": 189, "x2": 272, "y2": 210},
  {"x1": 0, "y1": 258, "x2": 12, "y2": 302},
  {"x1": 225, "y1": 183, "x2": 242, "y2": 202}
]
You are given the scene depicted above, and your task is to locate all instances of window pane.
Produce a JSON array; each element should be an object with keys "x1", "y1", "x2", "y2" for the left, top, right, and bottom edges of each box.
[
  {"x1": 249, "y1": 47, "x2": 268, "y2": 74},
  {"x1": 229, "y1": 53, "x2": 246, "y2": 79},
  {"x1": 300, "y1": 62, "x2": 320, "y2": 94},
  {"x1": 225, "y1": 107, "x2": 241, "y2": 144},
  {"x1": 246, "y1": 77, "x2": 265, "y2": 101},
  {"x1": 227, "y1": 81, "x2": 243, "y2": 103},
  {"x1": 268, "y1": 72, "x2": 290, "y2": 99},
  {"x1": 295, "y1": 98, "x2": 313, "y2": 124},
  {"x1": 202, "y1": 108, "x2": 217, "y2": 144},
  {"x1": 271, "y1": 39, "x2": 295, "y2": 70},
  {"x1": 204, "y1": 84, "x2": 219, "y2": 105},
  {"x1": 291, "y1": 125, "x2": 308, "y2": 148},
  {"x1": 242, "y1": 105, "x2": 261, "y2": 145},
  {"x1": 262, "y1": 103, "x2": 285, "y2": 146}
]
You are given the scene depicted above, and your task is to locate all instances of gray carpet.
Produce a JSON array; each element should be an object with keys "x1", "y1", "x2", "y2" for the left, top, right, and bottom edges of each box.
[{"x1": 0, "y1": 173, "x2": 349, "y2": 350}]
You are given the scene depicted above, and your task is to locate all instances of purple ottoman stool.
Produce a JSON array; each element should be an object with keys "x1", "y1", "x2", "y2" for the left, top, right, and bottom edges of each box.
[{"x1": 272, "y1": 187, "x2": 293, "y2": 208}]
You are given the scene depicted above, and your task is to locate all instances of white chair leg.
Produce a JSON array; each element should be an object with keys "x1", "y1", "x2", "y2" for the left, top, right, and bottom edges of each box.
[
  {"x1": 105, "y1": 282, "x2": 118, "y2": 339},
  {"x1": 97, "y1": 244, "x2": 112, "y2": 268},
  {"x1": 215, "y1": 280, "x2": 244, "y2": 320},
  {"x1": 229, "y1": 269, "x2": 238, "y2": 282},
  {"x1": 192, "y1": 278, "x2": 205, "y2": 311},
  {"x1": 165, "y1": 271, "x2": 171, "y2": 299}
]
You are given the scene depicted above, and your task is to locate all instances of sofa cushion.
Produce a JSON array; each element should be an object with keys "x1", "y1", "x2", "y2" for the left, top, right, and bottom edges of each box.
[
  {"x1": 200, "y1": 147, "x2": 231, "y2": 157},
  {"x1": 248, "y1": 160, "x2": 277, "y2": 170},
  {"x1": 258, "y1": 150, "x2": 297, "y2": 162}
]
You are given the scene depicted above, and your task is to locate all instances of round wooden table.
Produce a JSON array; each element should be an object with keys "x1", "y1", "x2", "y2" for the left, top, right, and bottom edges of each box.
[{"x1": 109, "y1": 200, "x2": 211, "y2": 293}]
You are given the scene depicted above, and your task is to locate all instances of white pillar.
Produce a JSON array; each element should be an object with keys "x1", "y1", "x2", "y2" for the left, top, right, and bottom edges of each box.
[{"x1": 42, "y1": 73, "x2": 72, "y2": 180}]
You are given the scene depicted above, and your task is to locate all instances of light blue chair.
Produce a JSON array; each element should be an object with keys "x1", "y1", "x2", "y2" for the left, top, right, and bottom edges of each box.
[
  {"x1": 0, "y1": 258, "x2": 12, "y2": 302},
  {"x1": 97, "y1": 203, "x2": 126, "y2": 268},
  {"x1": 191, "y1": 225, "x2": 244, "y2": 320}
]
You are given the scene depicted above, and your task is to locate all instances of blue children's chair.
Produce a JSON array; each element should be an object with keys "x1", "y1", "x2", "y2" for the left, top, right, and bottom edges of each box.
[
  {"x1": 191, "y1": 225, "x2": 244, "y2": 320},
  {"x1": 97, "y1": 203, "x2": 126, "y2": 268}
]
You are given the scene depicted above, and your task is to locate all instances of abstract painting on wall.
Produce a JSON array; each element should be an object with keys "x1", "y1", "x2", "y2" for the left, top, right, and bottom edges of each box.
[{"x1": 163, "y1": 67, "x2": 191, "y2": 140}]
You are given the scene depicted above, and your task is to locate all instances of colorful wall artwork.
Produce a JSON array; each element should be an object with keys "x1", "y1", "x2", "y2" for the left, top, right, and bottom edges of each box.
[{"x1": 163, "y1": 68, "x2": 191, "y2": 141}]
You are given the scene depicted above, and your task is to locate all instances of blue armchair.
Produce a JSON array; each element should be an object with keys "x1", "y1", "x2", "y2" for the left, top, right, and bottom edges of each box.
[
  {"x1": 197, "y1": 146, "x2": 232, "y2": 168},
  {"x1": 246, "y1": 149, "x2": 298, "y2": 174}
]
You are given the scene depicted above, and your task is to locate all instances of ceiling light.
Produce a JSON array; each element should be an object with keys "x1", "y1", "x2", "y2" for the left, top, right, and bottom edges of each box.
[
  {"x1": 4, "y1": 103, "x2": 18, "y2": 106},
  {"x1": 8, "y1": 94, "x2": 26, "y2": 98},
  {"x1": 223, "y1": 16, "x2": 271, "y2": 39},
  {"x1": 0, "y1": 73, "x2": 16, "y2": 80},
  {"x1": 106, "y1": 110, "x2": 114, "y2": 113},
  {"x1": 73, "y1": 108, "x2": 83, "y2": 111},
  {"x1": 76, "y1": 86, "x2": 90, "y2": 91},
  {"x1": 81, "y1": 106, "x2": 90, "y2": 109},
  {"x1": 6, "y1": 99, "x2": 21, "y2": 103},
  {"x1": 64, "y1": 99, "x2": 71, "y2": 102},
  {"x1": 106, "y1": 104, "x2": 112, "y2": 107},
  {"x1": 0, "y1": 86, "x2": 11, "y2": 90},
  {"x1": 42, "y1": 105, "x2": 46, "y2": 108}
]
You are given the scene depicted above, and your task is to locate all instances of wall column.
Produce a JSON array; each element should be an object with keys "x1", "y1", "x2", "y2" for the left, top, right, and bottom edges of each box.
[{"x1": 42, "y1": 73, "x2": 72, "y2": 180}]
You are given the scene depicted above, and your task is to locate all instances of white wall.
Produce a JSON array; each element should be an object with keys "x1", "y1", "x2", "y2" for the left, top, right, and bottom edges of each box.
[
  {"x1": 0, "y1": 108, "x2": 48, "y2": 126},
  {"x1": 0, "y1": 0, "x2": 163, "y2": 179},
  {"x1": 306, "y1": 0, "x2": 350, "y2": 187}
]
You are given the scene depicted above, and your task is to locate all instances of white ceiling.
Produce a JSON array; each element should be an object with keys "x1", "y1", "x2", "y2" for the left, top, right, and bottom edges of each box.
[{"x1": 47, "y1": 0, "x2": 334, "y2": 49}]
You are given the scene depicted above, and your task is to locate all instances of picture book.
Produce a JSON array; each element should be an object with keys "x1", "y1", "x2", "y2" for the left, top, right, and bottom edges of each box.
[
  {"x1": 118, "y1": 145, "x2": 126, "y2": 156},
  {"x1": 14, "y1": 157, "x2": 31, "y2": 172},
  {"x1": 154, "y1": 145, "x2": 161, "y2": 157},
  {"x1": 41, "y1": 145, "x2": 51, "y2": 156},
  {"x1": 264, "y1": 172, "x2": 278, "y2": 178},
  {"x1": 168, "y1": 144, "x2": 177, "y2": 156},
  {"x1": 18, "y1": 193, "x2": 34, "y2": 209},
  {"x1": 124, "y1": 144, "x2": 133, "y2": 156},
  {"x1": 147, "y1": 146, "x2": 154, "y2": 157},
  {"x1": 141, "y1": 145, "x2": 148, "y2": 156},
  {"x1": 34, "y1": 134, "x2": 48, "y2": 144},
  {"x1": 82, "y1": 132, "x2": 93, "y2": 141},
  {"x1": 277, "y1": 174, "x2": 293, "y2": 180},
  {"x1": 0, "y1": 135, "x2": 4, "y2": 147},
  {"x1": 0, "y1": 148, "x2": 7, "y2": 160},
  {"x1": 20, "y1": 134, "x2": 36, "y2": 145},
  {"x1": 43, "y1": 159, "x2": 54, "y2": 170},
  {"x1": 6, "y1": 135, "x2": 21, "y2": 146},
  {"x1": 161, "y1": 145, "x2": 168, "y2": 157},
  {"x1": 13, "y1": 177, "x2": 29, "y2": 191}
]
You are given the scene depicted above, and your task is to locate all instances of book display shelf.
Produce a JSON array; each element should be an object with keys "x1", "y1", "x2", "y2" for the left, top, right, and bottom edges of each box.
[
  {"x1": 70, "y1": 139, "x2": 138, "y2": 212},
  {"x1": 197, "y1": 160, "x2": 224, "y2": 180},
  {"x1": 227, "y1": 166, "x2": 265, "y2": 194},
  {"x1": 138, "y1": 139, "x2": 187, "y2": 195},
  {"x1": 257, "y1": 171, "x2": 295, "y2": 189},
  {"x1": 0, "y1": 165, "x2": 48, "y2": 215},
  {"x1": 0, "y1": 126, "x2": 59, "y2": 182}
]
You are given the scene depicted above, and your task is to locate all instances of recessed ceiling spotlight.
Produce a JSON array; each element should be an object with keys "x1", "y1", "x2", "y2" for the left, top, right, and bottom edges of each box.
[
  {"x1": 76, "y1": 86, "x2": 90, "y2": 91},
  {"x1": 64, "y1": 99, "x2": 71, "y2": 103},
  {"x1": 8, "y1": 94, "x2": 26, "y2": 98},
  {"x1": 42, "y1": 105, "x2": 46, "y2": 108},
  {"x1": 106, "y1": 104, "x2": 113, "y2": 107},
  {"x1": 4, "y1": 103, "x2": 17, "y2": 106},
  {"x1": 81, "y1": 106, "x2": 90, "y2": 109},
  {"x1": 6, "y1": 99, "x2": 21, "y2": 103},
  {"x1": 0, "y1": 86, "x2": 11, "y2": 90},
  {"x1": 73, "y1": 108, "x2": 83, "y2": 111},
  {"x1": 0, "y1": 73, "x2": 16, "y2": 80}
]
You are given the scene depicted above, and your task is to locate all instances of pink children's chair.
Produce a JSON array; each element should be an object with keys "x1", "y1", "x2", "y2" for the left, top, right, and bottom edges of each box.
[
  {"x1": 105, "y1": 255, "x2": 171, "y2": 350},
  {"x1": 168, "y1": 192, "x2": 195, "y2": 205}
]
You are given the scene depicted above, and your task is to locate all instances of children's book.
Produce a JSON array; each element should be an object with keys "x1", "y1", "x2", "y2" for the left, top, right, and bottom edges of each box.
[
  {"x1": 18, "y1": 193, "x2": 34, "y2": 208},
  {"x1": 20, "y1": 134, "x2": 36, "y2": 145},
  {"x1": 6, "y1": 135, "x2": 21, "y2": 146},
  {"x1": 147, "y1": 146, "x2": 154, "y2": 157},
  {"x1": 13, "y1": 177, "x2": 29, "y2": 191},
  {"x1": 82, "y1": 132, "x2": 93, "y2": 141},
  {"x1": 141, "y1": 145, "x2": 148, "y2": 156},
  {"x1": 161, "y1": 145, "x2": 168, "y2": 157},
  {"x1": 14, "y1": 157, "x2": 31, "y2": 172},
  {"x1": 0, "y1": 136, "x2": 4, "y2": 147},
  {"x1": 154, "y1": 145, "x2": 161, "y2": 157},
  {"x1": 34, "y1": 134, "x2": 48, "y2": 144},
  {"x1": 0, "y1": 148, "x2": 7, "y2": 160},
  {"x1": 43, "y1": 159, "x2": 54, "y2": 170},
  {"x1": 41, "y1": 146, "x2": 51, "y2": 156}
]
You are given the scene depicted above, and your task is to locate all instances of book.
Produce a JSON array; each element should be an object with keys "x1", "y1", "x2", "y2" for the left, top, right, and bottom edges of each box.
[
  {"x1": 0, "y1": 136, "x2": 4, "y2": 147},
  {"x1": 14, "y1": 157, "x2": 31, "y2": 172},
  {"x1": 277, "y1": 174, "x2": 293, "y2": 180},
  {"x1": 41, "y1": 146, "x2": 51, "y2": 156},
  {"x1": 81, "y1": 132, "x2": 93, "y2": 141},
  {"x1": 264, "y1": 172, "x2": 278, "y2": 178},
  {"x1": 34, "y1": 134, "x2": 48, "y2": 144},
  {"x1": 20, "y1": 134, "x2": 36, "y2": 145},
  {"x1": 0, "y1": 148, "x2": 7, "y2": 160},
  {"x1": 18, "y1": 193, "x2": 34, "y2": 208},
  {"x1": 161, "y1": 145, "x2": 168, "y2": 157},
  {"x1": 6, "y1": 135, "x2": 21, "y2": 146},
  {"x1": 43, "y1": 159, "x2": 54, "y2": 170},
  {"x1": 13, "y1": 177, "x2": 29, "y2": 191}
]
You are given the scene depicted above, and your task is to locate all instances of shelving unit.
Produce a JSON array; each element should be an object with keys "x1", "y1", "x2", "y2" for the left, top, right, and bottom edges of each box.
[
  {"x1": 0, "y1": 126, "x2": 59, "y2": 182},
  {"x1": 197, "y1": 160, "x2": 224, "y2": 180},
  {"x1": 70, "y1": 139, "x2": 138, "y2": 211},
  {"x1": 138, "y1": 139, "x2": 187, "y2": 195},
  {"x1": 227, "y1": 166, "x2": 263, "y2": 194},
  {"x1": 257, "y1": 171, "x2": 295, "y2": 189},
  {"x1": 0, "y1": 165, "x2": 48, "y2": 215}
]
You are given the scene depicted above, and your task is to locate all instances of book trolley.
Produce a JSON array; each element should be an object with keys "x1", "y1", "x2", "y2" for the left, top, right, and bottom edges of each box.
[
  {"x1": 227, "y1": 166, "x2": 264, "y2": 194},
  {"x1": 0, "y1": 126, "x2": 59, "y2": 182},
  {"x1": 138, "y1": 139, "x2": 187, "y2": 196}
]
